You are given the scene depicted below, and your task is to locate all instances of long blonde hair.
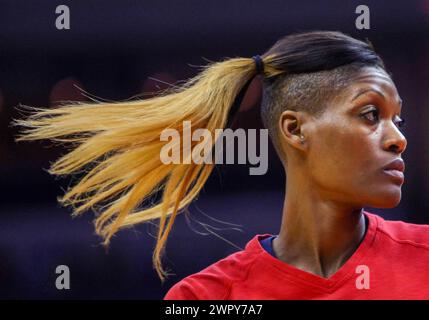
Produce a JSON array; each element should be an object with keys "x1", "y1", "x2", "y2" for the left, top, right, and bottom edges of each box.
[{"x1": 12, "y1": 54, "x2": 282, "y2": 282}]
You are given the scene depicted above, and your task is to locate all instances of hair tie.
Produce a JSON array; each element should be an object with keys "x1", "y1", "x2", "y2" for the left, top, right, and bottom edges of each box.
[
  {"x1": 226, "y1": 55, "x2": 264, "y2": 127},
  {"x1": 252, "y1": 55, "x2": 264, "y2": 75}
]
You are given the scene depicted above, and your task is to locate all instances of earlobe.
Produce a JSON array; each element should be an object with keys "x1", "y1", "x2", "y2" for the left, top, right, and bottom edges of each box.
[{"x1": 279, "y1": 110, "x2": 305, "y2": 146}]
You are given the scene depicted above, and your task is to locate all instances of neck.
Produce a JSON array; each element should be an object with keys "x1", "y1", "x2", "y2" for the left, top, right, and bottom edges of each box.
[{"x1": 272, "y1": 175, "x2": 367, "y2": 278}]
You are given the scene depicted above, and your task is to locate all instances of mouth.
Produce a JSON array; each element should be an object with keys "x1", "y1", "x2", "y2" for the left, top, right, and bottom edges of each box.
[{"x1": 383, "y1": 169, "x2": 405, "y2": 184}]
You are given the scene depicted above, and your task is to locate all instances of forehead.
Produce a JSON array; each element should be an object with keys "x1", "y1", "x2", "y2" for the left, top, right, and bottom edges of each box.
[{"x1": 338, "y1": 66, "x2": 402, "y2": 105}]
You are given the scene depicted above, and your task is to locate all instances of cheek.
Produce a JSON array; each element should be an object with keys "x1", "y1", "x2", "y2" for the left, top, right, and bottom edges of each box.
[
  {"x1": 306, "y1": 120, "x2": 401, "y2": 207},
  {"x1": 308, "y1": 125, "x2": 376, "y2": 189}
]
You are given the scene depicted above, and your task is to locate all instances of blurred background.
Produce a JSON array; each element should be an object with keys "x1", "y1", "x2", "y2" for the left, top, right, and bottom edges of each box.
[{"x1": 0, "y1": 0, "x2": 428, "y2": 299}]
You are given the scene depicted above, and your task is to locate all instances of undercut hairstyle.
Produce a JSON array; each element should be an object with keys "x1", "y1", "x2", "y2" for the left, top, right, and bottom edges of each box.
[
  {"x1": 11, "y1": 30, "x2": 386, "y2": 282},
  {"x1": 260, "y1": 31, "x2": 385, "y2": 160}
]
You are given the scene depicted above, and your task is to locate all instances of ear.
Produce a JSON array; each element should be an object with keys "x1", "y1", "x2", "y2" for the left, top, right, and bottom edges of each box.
[{"x1": 278, "y1": 110, "x2": 307, "y2": 151}]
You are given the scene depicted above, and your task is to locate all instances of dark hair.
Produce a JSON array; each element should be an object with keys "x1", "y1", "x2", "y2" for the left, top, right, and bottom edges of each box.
[
  {"x1": 262, "y1": 30, "x2": 384, "y2": 74},
  {"x1": 259, "y1": 31, "x2": 386, "y2": 158}
]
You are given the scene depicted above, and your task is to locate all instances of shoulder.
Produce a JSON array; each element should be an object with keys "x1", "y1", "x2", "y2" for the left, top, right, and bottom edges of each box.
[
  {"x1": 164, "y1": 234, "x2": 267, "y2": 300},
  {"x1": 367, "y1": 211, "x2": 429, "y2": 250}
]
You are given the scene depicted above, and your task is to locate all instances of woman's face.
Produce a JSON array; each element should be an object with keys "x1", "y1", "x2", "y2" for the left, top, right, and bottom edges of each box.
[{"x1": 304, "y1": 66, "x2": 407, "y2": 209}]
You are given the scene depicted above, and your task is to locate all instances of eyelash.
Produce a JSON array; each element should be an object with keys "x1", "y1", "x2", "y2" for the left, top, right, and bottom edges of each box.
[{"x1": 360, "y1": 108, "x2": 406, "y2": 128}]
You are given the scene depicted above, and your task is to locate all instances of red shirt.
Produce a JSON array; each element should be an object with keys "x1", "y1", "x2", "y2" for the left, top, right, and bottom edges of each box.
[{"x1": 164, "y1": 211, "x2": 429, "y2": 299}]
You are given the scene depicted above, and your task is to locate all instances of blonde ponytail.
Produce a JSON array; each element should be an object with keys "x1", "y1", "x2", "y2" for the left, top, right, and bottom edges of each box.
[{"x1": 11, "y1": 55, "x2": 281, "y2": 282}]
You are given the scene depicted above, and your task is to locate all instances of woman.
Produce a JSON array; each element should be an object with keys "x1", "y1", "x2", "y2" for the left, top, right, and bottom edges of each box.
[{"x1": 13, "y1": 31, "x2": 429, "y2": 299}]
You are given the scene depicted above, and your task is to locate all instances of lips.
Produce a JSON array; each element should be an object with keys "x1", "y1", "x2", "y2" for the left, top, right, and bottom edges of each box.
[
  {"x1": 383, "y1": 158, "x2": 405, "y2": 172},
  {"x1": 383, "y1": 158, "x2": 405, "y2": 183}
]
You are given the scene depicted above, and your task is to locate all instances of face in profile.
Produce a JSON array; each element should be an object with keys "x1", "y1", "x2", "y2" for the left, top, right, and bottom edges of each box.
[{"x1": 298, "y1": 66, "x2": 407, "y2": 209}]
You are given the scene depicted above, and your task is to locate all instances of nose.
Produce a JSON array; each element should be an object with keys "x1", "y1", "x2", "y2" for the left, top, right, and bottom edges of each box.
[{"x1": 383, "y1": 121, "x2": 407, "y2": 154}]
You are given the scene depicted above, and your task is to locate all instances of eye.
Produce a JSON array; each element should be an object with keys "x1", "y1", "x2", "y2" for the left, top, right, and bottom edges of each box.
[
  {"x1": 360, "y1": 107, "x2": 406, "y2": 130},
  {"x1": 394, "y1": 117, "x2": 406, "y2": 128},
  {"x1": 360, "y1": 108, "x2": 379, "y2": 123}
]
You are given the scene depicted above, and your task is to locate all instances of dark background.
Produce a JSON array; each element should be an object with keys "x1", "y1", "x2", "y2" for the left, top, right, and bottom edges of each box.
[{"x1": 0, "y1": 0, "x2": 428, "y2": 299}]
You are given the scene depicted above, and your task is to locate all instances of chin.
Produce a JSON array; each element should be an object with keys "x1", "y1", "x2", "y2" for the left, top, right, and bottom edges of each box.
[{"x1": 368, "y1": 190, "x2": 402, "y2": 208}]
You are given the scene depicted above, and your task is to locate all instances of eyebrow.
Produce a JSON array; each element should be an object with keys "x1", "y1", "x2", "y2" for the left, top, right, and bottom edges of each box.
[
  {"x1": 352, "y1": 88, "x2": 385, "y2": 101},
  {"x1": 351, "y1": 88, "x2": 403, "y2": 107}
]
